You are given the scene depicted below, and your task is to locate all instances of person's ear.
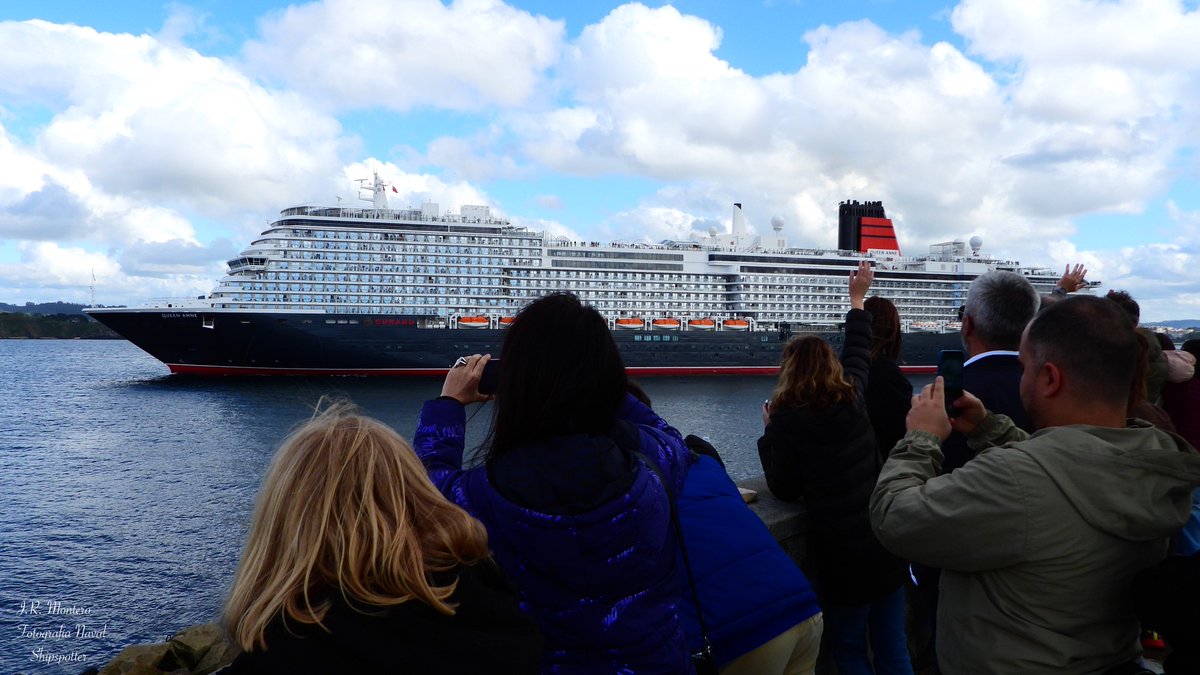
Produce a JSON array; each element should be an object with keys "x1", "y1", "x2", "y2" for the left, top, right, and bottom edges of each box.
[{"x1": 1041, "y1": 361, "x2": 1063, "y2": 398}]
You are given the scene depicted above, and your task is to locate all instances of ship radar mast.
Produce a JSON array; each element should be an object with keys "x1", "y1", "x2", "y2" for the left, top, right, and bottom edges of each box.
[{"x1": 356, "y1": 171, "x2": 390, "y2": 209}]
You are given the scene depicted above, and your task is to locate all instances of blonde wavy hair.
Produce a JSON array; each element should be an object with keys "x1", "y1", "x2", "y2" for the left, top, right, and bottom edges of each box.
[
  {"x1": 771, "y1": 335, "x2": 856, "y2": 411},
  {"x1": 223, "y1": 401, "x2": 491, "y2": 651}
]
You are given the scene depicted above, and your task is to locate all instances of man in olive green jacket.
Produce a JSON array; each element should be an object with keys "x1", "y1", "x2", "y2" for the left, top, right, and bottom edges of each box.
[{"x1": 870, "y1": 296, "x2": 1200, "y2": 674}]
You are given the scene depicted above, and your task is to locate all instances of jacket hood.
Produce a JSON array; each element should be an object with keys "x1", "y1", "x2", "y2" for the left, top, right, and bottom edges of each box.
[
  {"x1": 488, "y1": 428, "x2": 637, "y2": 515},
  {"x1": 1020, "y1": 421, "x2": 1200, "y2": 541}
]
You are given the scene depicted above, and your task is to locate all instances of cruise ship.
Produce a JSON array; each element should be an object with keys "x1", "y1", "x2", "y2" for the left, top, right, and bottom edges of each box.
[{"x1": 85, "y1": 174, "x2": 1076, "y2": 376}]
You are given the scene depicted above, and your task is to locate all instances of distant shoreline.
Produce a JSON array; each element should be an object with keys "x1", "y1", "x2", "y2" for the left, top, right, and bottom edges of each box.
[
  {"x1": 0, "y1": 313, "x2": 121, "y2": 339},
  {"x1": 2, "y1": 335, "x2": 123, "y2": 339}
]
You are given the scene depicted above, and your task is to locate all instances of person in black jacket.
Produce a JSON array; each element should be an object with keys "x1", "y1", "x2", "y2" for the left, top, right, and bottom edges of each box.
[
  {"x1": 758, "y1": 262, "x2": 912, "y2": 675},
  {"x1": 221, "y1": 401, "x2": 540, "y2": 675},
  {"x1": 863, "y1": 295, "x2": 911, "y2": 463}
]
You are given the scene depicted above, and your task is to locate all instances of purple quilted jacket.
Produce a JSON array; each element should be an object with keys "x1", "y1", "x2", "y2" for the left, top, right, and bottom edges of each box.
[{"x1": 414, "y1": 394, "x2": 695, "y2": 674}]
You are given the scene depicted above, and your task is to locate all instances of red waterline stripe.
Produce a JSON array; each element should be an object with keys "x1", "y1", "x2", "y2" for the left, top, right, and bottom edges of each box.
[
  {"x1": 167, "y1": 364, "x2": 449, "y2": 376},
  {"x1": 169, "y1": 363, "x2": 939, "y2": 377}
]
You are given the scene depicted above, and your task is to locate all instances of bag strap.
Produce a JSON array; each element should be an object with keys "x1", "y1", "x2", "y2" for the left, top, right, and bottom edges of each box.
[{"x1": 634, "y1": 450, "x2": 714, "y2": 658}]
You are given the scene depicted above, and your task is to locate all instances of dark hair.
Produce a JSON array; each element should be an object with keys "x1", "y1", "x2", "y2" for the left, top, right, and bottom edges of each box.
[
  {"x1": 487, "y1": 293, "x2": 628, "y2": 459},
  {"x1": 1183, "y1": 339, "x2": 1200, "y2": 361},
  {"x1": 1128, "y1": 331, "x2": 1151, "y2": 411},
  {"x1": 864, "y1": 296, "x2": 901, "y2": 361},
  {"x1": 964, "y1": 271, "x2": 1039, "y2": 350},
  {"x1": 1026, "y1": 295, "x2": 1137, "y2": 407},
  {"x1": 1104, "y1": 290, "x2": 1140, "y2": 327},
  {"x1": 1153, "y1": 331, "x2": 1175, "y2": 351}
]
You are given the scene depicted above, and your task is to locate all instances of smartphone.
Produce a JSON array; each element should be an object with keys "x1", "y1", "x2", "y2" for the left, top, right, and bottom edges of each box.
[
  {"x1": 478, "y1": 358, "x2": 501, "y2": 395},
  {"x1": 938, "y1": 350, "x2": 965, "y2": 417}
]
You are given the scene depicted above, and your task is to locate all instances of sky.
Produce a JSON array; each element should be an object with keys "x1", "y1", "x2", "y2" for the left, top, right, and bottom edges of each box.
[{"x1": 2, "y1": 0, "x2": 1200, "y2": 321}]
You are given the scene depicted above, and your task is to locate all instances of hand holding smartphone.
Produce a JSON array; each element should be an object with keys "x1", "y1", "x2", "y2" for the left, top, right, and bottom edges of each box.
[
  {"x1": 938, "y1": 350, "x2": 964, "y2": 417},
  {"x1": 478, "y1": 358, "x2": 500, "y2": 395}
]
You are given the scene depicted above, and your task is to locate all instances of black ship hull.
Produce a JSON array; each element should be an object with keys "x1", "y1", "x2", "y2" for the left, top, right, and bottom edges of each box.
[{"x1": 86, "y1": 308, "x2": 956, "y2": 376}]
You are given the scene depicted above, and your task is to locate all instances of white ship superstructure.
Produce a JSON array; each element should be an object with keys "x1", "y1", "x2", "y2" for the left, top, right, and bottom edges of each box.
[
  {"x1": 86, "y1": 176, "x2": 1085, "y2": 376},
  {"x1": 204, "y1": 174, "x2": 1062, "y2": 333}
]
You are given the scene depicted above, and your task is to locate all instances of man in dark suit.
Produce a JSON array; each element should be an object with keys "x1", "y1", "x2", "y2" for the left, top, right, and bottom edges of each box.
[
  {"x1": 941, "y1": 265, "x2": 1088, "y2": 470},
  {"x1": 943, "y1": 271, "x2": 1038, "y2": 470}
]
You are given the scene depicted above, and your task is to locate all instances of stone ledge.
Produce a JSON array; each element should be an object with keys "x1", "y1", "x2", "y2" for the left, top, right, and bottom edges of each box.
[
  {"x1": 95, "y1": 623, "x2": 236, "y2": 675},
  {"x1": 737, "y1": 474, "x2": 811, "y2": 568}
]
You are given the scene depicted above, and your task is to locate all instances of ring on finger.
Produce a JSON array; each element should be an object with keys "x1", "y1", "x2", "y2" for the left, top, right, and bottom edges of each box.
[{"x1": 452, "y1": 356, "x2": 469, "y2": 368}]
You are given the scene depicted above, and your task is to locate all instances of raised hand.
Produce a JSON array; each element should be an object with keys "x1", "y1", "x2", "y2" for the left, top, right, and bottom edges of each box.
[
  {"x1": 1056, "y1": 264, "x2": 1088, "y2": 293},
  {"x1": 441, "y1": 354, "x2": 493, "y2": 405},
  {"x1": 849, "y1": 260, "x2": 874, "y2": 310}
]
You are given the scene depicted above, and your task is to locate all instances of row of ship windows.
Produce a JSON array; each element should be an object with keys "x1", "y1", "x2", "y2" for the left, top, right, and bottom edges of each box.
[
  {"x1": 217, "y1": 291, "x2": 730, "y2": 308},
  {"x1": 246, "y1": 274, "x2": 504, "y2": 285},
  {"x1": 278, "y1": 230, "x2": 535, "y2": 247},
  {"x1": 221, "y1": 283, "x2": 959, "y2": 315},
  {"x1": 231, "y1": 279, "x2": 729, "y2": 294},
  {"x1": 549, "y1": 249, "x2": 685, "y2": 262},
  {"x1": 212, "y1": 305, "x2": 853, "y2": 324},
  {"x1": 742, "y1": 273, "x2": 968, "y2": 286},
  {"x1": 282, "y1": 240, "x2": 538, "y2": 256},
  {"x1": 220, "y1": 296, "x2": 517, "y2": 306},
  {"x1": 737, "y1": 281, "x2": 964, "y2": 295},
  {"x1": 264, "y1": 262, "x2": 732, "y2": 285},
  {"x1": 220, "y1": 278, "x2": 960, "y2": 309},
  {"x1": 236, "y1": 273, "x2": 731, "y2": 295},
  {"x1": 225, "y1": 283, "x2": 731, "y2": 303},
  {"x1": 213, "y1": 304, "x2": 851, "y2": 324},
  {"x1": 283, "y1": 252, "x2": 540, "y2": 267},
  {"x1": 243, "y1": 267, "x2": 733, "y2": 288},
  {"x1": 271, "y1": 262, "x2": 520, "y2": 273},
  {"x1": 270, "y1": 260, "x2": 904, "y2": 287},
  {"x1": 209, "y1": 293, "x2": 910, "y2": 324}
]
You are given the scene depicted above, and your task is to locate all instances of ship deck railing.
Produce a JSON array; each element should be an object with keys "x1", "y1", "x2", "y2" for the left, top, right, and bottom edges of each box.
[{"x1": 279, "y1": 205, "x2": 511, "y2": 226}]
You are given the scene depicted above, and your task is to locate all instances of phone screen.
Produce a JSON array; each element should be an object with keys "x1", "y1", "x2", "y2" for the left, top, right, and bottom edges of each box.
[
  {"x1": 938, "y1": 350, "x2": 965, "y2": 417},
  {"x1": 478, "y1": 359, "x2": 500, "y2": 395}
]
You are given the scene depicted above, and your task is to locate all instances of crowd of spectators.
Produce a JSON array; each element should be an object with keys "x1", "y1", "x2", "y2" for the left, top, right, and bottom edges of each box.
[{"x1": 217, "y1": 268, "x2": 1200, "y2": 674}]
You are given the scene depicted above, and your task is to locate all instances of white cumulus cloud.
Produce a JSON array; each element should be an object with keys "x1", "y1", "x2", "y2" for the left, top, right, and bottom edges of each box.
[{"x1": 242, "y1": 0, "x2": 564, "y2": 112}]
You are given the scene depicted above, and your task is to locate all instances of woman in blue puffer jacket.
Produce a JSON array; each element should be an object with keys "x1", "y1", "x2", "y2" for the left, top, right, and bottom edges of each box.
[{"x1": 414, "y1": 292, "x2": 696, "y2": 674}]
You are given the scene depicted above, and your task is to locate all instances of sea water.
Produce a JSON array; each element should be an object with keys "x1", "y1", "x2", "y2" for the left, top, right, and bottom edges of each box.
[
  {"x1": 0, "y1": 339, "x2": 928, "y2": 674},
  {"x1": 0, "y1": 340, "x2": 778, "y2": 673}
]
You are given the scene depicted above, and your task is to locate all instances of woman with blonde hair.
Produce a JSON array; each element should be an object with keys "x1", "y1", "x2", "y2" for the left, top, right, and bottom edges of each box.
[
  {"x1": 222, "y1": 402, "x2": 540, "y2": 674},
  {"x1": 757, "y1": 263, "x2": 911, "y2": 675}
]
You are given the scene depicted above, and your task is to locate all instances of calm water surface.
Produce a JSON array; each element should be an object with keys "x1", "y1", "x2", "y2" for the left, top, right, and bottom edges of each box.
[{"x1": 1, "y1": 339, "x2": 810, "y2": 673}]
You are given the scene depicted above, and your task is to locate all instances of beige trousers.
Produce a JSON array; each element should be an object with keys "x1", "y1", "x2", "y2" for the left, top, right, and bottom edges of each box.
[{"x1": 719, "y1": 613, "x2": 824, "y2": 675}]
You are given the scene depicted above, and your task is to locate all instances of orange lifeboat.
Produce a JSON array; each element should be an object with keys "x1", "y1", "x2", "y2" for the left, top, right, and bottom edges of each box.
[
  {"x1": 615, "y1": 318, "x2": 644, "y2": 330},
  {"x1": 458, "y1": 316, "x2": 490, "y2": 329},
  {"x1": 652, "y1": 318, "x2": 681, "y2": 330},
  {"x1": 722, "y1": 318, "x2": 750, "y2": 331},
  {"x1": 498, "y1": 316, "x2": 515, "y2": 327},
  {"x1": 688, "y1": 319, "x2": 715, "y2": 331}
]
